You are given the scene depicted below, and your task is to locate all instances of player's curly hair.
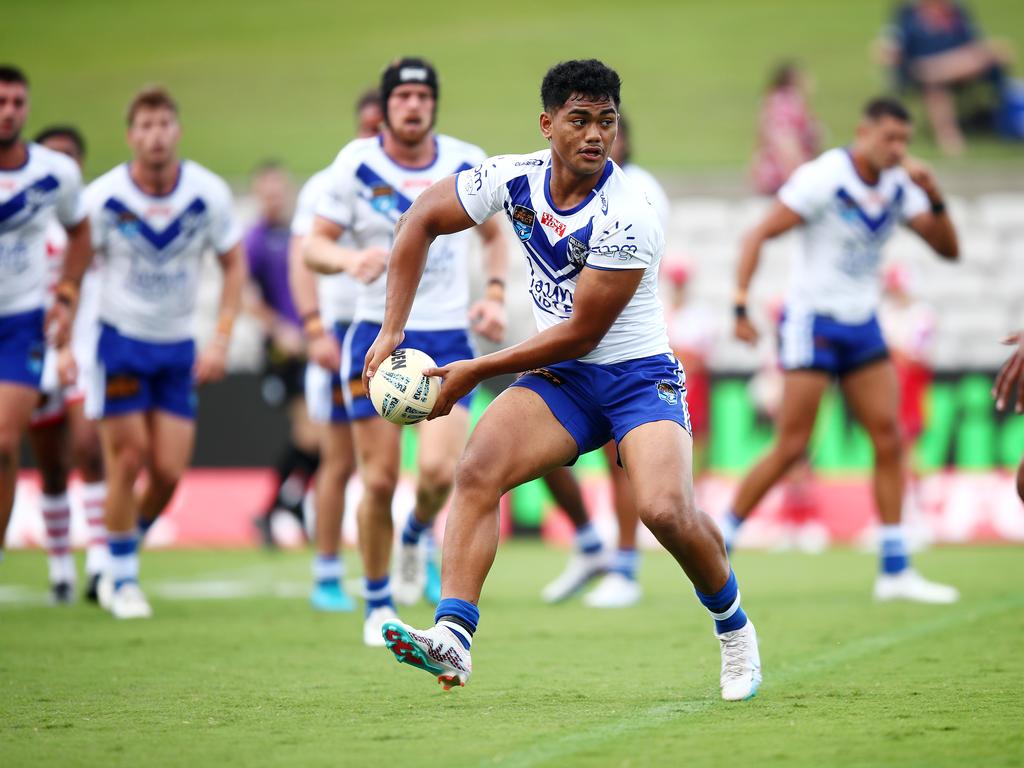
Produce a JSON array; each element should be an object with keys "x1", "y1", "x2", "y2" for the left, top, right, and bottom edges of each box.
[{"x1": 541, "y1": 60, "x2": 621, "y2": 112}]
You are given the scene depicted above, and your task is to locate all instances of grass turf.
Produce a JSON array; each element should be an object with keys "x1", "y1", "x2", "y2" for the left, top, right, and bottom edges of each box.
[
  {"x1": 5, "y1": 0, "x2": 1024, "y2": 179},
  {"x1": 1, "y1": 543, "x2": 1022, "y2": 767}
]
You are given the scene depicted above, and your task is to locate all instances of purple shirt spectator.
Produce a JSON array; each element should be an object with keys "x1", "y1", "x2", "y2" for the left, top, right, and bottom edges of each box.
[{"x1": 244, "y1": 220, "x2": 300, "y2": 327}]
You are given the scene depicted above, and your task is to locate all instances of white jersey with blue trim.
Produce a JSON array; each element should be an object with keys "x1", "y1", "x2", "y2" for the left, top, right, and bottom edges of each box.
[
  {"x1": 293, "y1": 168, "x2": 359, "y2": 326},
  {"x1": 778, "y1": 147, "x2": 930, "y2": 323},
  {"x1": 0, "y1": 143, "x2": 86, "y2": 316},
  {"x1": 315, "y1": 134, "x2": 486, "y2": 330},
  {"x1": 456, "y1": 150, "x2": 669, "y2": 365},
  {"x1": 85, "y1": 160, "x2": 242, "y2": 343}
]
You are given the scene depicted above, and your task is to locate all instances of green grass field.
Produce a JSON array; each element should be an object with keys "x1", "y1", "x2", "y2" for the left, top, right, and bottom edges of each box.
[
  {"x1": 2, "y1": 543, "x2": 1022, "y2": 767},
  {"x1": 6, "y1": 0, "x2": 1024, "y2": 180}
]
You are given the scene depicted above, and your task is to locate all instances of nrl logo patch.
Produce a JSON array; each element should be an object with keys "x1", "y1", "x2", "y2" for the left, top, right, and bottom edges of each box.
[
  {"x1": 566, "y1": 236, "x2": 588, "y2": 267},
  {"x1": 370, "y1": 184, "x2": 397, "y2": 214},
  {"x1": 512, "y1": 205, "x2": 536, "y2": 242}
]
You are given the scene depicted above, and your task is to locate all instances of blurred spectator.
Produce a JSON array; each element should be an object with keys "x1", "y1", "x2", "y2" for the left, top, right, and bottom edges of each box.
[
  {"x1": 663, "y1": 258, "x2": 717, "y2": 477},
  {"x1": 245, "y1": 162, "x2": 320, "y2": 546},
  {"x1": 878, "y1": 0, "x2": 1013, "y2": 154},
  {"x1": 751, "y1": 61, "x2": 821, "y2": 195}
]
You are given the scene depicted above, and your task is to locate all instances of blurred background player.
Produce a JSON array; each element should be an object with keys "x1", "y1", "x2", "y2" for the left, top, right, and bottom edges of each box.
[
  {"x1": 84, "y1": 86, "x2": 245, "y2": 618},
  {"x1": 994, "y1": 330, "x2": 1024, "y2": 503},
  {"x1": 245, "y1": 161, "x2": 321, "y2": 548},
  {"x1": 540, "y1": 112, "x2": 672, "y2": 609},
  {"x1": 752, "y1": 61, "x2": 822, "y2": 196},
  {"x1": 305, "y1": 59, "x2": 508, "y2": 644},
  {"x1": 0, "y1": 66, "x2": 92, "y2": 562},
  {"x1": 725, "y1": 98, "x2": 960, "y2": 603},
  {"x1": 26, "y1": 125, "x2": 108, "y2": 603},
  {"x1": 289, "y1": 87, "x2": 383, "y2": 611}
]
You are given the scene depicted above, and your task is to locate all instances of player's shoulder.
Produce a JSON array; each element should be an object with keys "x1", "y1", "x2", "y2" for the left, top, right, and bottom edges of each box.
[
  {"x1": 803, "y1": 147, "x2": 849, "y2": 177},
  {"x1": 180, "y1": 159, "x2": 231, "y2": 198},
  {"x1": 84, "y1": 163, "x2": 126, "y2": 201},
  {"x1": 330, "y1": 136, "x2": 378, "y2": 170},
  {"x1": 297, "y1": 167, "x2": 332, "y2": 203},
  {"x1": 435, "y1": 134, "x2": 487, "y2": 166},
  {"x1": 29, "y1": 142, "x2": 80, "y2": 184},
  {"x1": 478, "y1": 149, "x2": 550, "y2": 181},
  {"x1": 607, "y1": 163, "x2": 661, "y2": 225}
]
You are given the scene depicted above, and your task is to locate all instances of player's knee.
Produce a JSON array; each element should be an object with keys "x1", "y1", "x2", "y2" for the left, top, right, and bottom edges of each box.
[
  {"x1": 777, "y1": 433, "x2": 811, "y2": 467},
  {"x1": 148, "y1": 462, "x2": 183, "y2": 494},
  {"x1": 321, "y1": 455, "x2": 354, "y2": 487},
  {"x1": 453, "y1": 451, "x2": 501, "y2": 499},
  {"x1": 71, "y1": 435, "x2": 104, "y2": 480},
  {"x1": 637, "y1": 491, "x2": 697, "y2": 540},
  {"x1": 110, "y1": 442, "x2": 146, "y2": 479},
  {"x1": 0, "y1": 428, "x2": 20, "y2": 466},
  {"x1": 870, "y1": 421, "x2": 903, "y2": 464},
  {"x1": 361, "y1": 467, "x2": 398, "y2": 504},
  {"x1": 418, "y1": 457, "x2": 456, "y2": 498}
]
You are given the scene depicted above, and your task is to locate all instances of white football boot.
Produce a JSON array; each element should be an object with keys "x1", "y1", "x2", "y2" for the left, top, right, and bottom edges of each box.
[
  {"x1": 717, "y1": 620, "x2": 762, "y2": 701},
  {"x1": 392, "y1": 542, "x2": 427, "y2": 606},
  {"x1": 382, "y1": 620, "x2": 472, "y2": 690},
  {"x1": 363, "y1": 605, "x2": 398, "y2": 647},
  {"x1": 583, "y1": 572, "x2": 642, "y2": 608},
  {"x1": 873, "y1": 569, "x2": 959, "y2": 604},
  {"x1": 109, "y1": 582, "x2": 153, "y2": 620},
  {"x1": 541, "y1": 550, "x2": 609, "y2": 603}
]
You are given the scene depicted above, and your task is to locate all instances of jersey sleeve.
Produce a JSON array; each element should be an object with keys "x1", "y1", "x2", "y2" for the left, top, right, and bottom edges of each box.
[
  {"x1": 899, "y1": 177, "x2": 931, "y2": 222},
  {"x1": 585, "y1": 204, "x2": 663, "y2": 272},
  {"x1": 777, "y1": 156, "x2": 832, "y2": 220},
  {"x1": 82, "y1": 179, "x2": 108, "y2": 252},
  {"x1": 207, "y1": 175, "x2": 243, "y2": 255},
  {"x1": 314, "y1": 148, "x2": 359, "y2": 229},
  {"x1": 291, "y1": 173, "x2": 325, "y2": 236},
  {"x1": 454, "y1": 155, "x2": 512, "y2": 225},
  {"x1": 54, "y1": 157, "x2": 87, "y2": 228}
]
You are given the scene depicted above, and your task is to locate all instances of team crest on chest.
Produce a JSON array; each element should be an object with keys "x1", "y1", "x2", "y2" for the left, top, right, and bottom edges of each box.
[
  {"x1": 371, "y1": 184, "x2": 397, "y2": 214},
  {"x1": 512, "y1": 205, "x2": 536, "y2": 242},
  {"x1": 566, "y1": 236, "x2": 588, "y2": 267}
]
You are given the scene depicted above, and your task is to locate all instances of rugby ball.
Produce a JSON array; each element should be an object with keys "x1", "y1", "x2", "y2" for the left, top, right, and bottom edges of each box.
[{"x1": 368, "y1": 348, "x2": 440, "y2": 425}]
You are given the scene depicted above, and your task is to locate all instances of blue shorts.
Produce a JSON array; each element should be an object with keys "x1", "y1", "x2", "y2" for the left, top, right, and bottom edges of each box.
[
  {"x1": 0, "y1": 308, "x2": 46, "y2": 389},
  {"x1": 88, "y1": 323, "x2": 196, "y2": 419},
  {"x1": 305, "y1": 322, "x2": 351, "y2": 424},
  {"x1": 342, "y1": 321, "x2": 476, "y2": 421},
  {"x1": 512, "y1": 353, "x2": 692, "y2": 464},
  {"x1": 778, "y1": 311, "x2": 889, "y2": 377}
]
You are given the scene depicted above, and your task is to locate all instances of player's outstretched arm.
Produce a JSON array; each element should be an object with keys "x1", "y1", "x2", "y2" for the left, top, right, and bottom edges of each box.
[
  {"x1": 423, "y1": 266, "x2": 645, "y2": 419},
  {"x1": 734, "y1": 201, "x2": 802, "y2": 344},
  {"x1": 196, "y1": 242, "x2": 246, "y2": 384},
  {"x1": 468, "y1": 217, "x2": 509, "y2": 343},
  {"x1": 903, "y1": 158, "x2": 958, "y2": 260},
  {"x1": 363, "y1": 175, "x2": 478, "y2": 384},
  {"x1": 304, "y1": 216, "x2": 388, "y2": 281}
]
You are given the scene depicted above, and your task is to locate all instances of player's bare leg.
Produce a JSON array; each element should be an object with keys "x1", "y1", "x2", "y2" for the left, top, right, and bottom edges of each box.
[
  {"x1": 0, "y1": 384, "x2": 41, "y2": 554},
  {"x1": 540, "y1": 465, "x2": 610, "y2": 603},
  {"x1": 26, "y1": 416, "x2": 74, "y2": 602},
  {"x1": 584, "y1": 442, "x2": 641, "y2": 607},
  {"x1": 394, "y1": 406, "x2": 468, "y2": 605},
  {"x1": 841, "y1": 360, "x2": 958, "y2": 603},
  {"x1": 311, "y1": 421, "x2": 355, "y2": 611},
  {"x1": 619, "y1": 420, "x2": 761, "y2": 700},
  {"x1": 352, "y1": 416, "x2": 402, "y2": 643},
  {"x1": 136, "y1": 411, "x2": 194, "y2": 536},
  {"x1": 720, "y1": 370, "x2": 829, "y2": 549},
  {"x1": 99, "y1": 412, "x2": 152, "y2": 618}
]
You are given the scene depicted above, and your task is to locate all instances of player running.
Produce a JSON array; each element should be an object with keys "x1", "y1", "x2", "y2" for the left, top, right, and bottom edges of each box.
[
  {"x1": 721, "y1": 98, "x2": 959, "y2": 604},
  {"x1": 0, "y1": 66, "x2": 92, "y2": 562},
  {"x1": 290, "y1": 88, "x2": 383, "y2": 611},
  {"x1": 26, "y1": 125, "x2": 108, "y2": 603},
  {"x1": 305, "y1": 59, "x2": 508, "y2": 644},
  {"x1": 84, "y1": 87, "x2": 245, "y2": 618},
  {"x1": 366, "y1": 59, "x2": 761, "y2": 701},
  {"x1": 541, "y1": 111, "x2": 671, "y2": 609}
]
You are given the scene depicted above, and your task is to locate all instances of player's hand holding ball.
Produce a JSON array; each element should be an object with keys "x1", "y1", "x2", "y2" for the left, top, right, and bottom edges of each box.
[
  {"x1": 368, "y1": 347, "x2": 440, "y2": 424},
  {"x1": 422, "y1": 358, "x2": 480, "y2": 420}
]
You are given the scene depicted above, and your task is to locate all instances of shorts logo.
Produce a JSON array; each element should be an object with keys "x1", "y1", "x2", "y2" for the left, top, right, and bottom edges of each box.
[
  {"x1": 567, "y1": 236, "x2": 588, "y2": 267},
  {"x1": 106, "y1": 375, "x2": 141, "y2": 400},
  {"x1": 512, "y1": 205, "x2": 536, "y2": 242},
  {"x1": 540, "y1": 211, "x2": 566, "y2": 238},
  {"x1": 370, "y1": 184, "x2": 397, "y2": 214},
  {"x1": 656, "y1": 380, "x2": 678, "y2": 405}
]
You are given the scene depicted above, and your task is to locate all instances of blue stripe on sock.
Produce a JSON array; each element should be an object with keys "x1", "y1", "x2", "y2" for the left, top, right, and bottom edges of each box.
[
  {"x1": 575, "y1": 522, "x2": 603, "y2": 555},
  {"x1": 696, "y1": 570, "x2": 749, "y2": 634},
  {"x1": 880, "y1": 531, "x2": 909, "y2": 574},
  {"x1": 401, "y1": 514, "x2": 431, "y2": 545},
  {"x1": 611, "y1": 548, "x2": 639, "y2": 579},
  {"x1": 108, "y1": 533, "x2": 138, "y2": 557},
  {"x1": 365, "y1": 575, "x2": 393, "y2": 612},
  {"x1": 435, "y1": 597, "x2": 479, "y2": 634}
]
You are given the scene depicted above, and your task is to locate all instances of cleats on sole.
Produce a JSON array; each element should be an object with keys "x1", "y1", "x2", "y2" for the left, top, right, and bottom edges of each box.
[{"x1": 382, "y1": 622, "x2": 466, "y2": 690}]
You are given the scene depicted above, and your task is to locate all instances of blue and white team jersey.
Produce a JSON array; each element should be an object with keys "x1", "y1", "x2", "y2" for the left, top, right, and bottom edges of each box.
[
  {"x1": 85, "y1": 160, "x2": 242, "y2": 343},
  {"x1": 623, "y1": 163, "x2": 670, "y2": 232},
  {"x1": 315, "y1": 134, "x2": 486, "y2": 330},
  {"x1": 292, "y1": 168, "x2": 359, "y2": 326},
  {"x1": 779, "y1": 147, "x2": 930, "y2": 324},
  {"x1": 455, "y1": 149, "x2": 670, "y2": 365},
  {"x1": 0, "y1": 143, "x2": 85, "y2": 316}
]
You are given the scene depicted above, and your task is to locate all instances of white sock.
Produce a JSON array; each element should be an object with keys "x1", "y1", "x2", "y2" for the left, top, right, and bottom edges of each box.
[
  {"x1": 42, "y1": 493, "x2": 74, "y2": 585},
  {"x1": 81, "y1": 482, "x2": 109, "y2": 577}
]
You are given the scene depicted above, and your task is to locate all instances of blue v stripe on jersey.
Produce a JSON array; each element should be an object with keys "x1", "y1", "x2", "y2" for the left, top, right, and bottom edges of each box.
[
  {"x1": 103, "y1": 197, "x2": 208, "y2": 253},
  {"x1": 354, "y1": 163, "x2": 413, "y2": 215},
  {"x1": 0, "y1": 174, "x2": 59, "y2": 234},
  {"x1": 835, "y1": 186, "x2": 903, "y2": 235}
]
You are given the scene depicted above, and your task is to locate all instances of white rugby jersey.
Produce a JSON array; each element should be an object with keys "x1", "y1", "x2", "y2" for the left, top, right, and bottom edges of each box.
[
  {"x1": 0, "y1": 143, "x2": 86, "y2": 316},
  {"x1": 778, "y1": 147, "x2": 930, "y2": 323},
  {"x1": 85, "y1": 160, "x2": 242, "y2": 342},
  {"x1": 456, "y1": 150, "x2": 669, "y2": 365},
  {"x1": 293, "y1": 169, "x2": 359, "y2": 326},
  {"x1": 315, "y1": 134, "x2": 486, "y2": 330},
  {"x1": 623, "y1": 163, "x2": 670, "y2": 232}
]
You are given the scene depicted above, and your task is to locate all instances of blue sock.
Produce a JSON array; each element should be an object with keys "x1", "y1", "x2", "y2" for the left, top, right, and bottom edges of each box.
[
  {"x1": 574, "y1": 522, "x2": 603, "y2": 555},
  {"x1": 401, "y1": 513, "x2": 430, "y2": 546},
  {"x1": 610, "y1": 548, "x2": 639, "y2": 580},
  {"x1": 364, "y1": 576, "x2": 393, "y2": 614},
  {"x1": 313, "y1": 555, "x2": 342, "y2": 588},
  {"x1": 435, "y1": 597, "x2": 478, "y2": 650},
  {"x1": 879, "y1": 525, "x2": 909, "y2": 574},
  {"x1": 108, "y1": 532, "x2": 139, "y2": 590},
  {"x1": 696, "y1": 570, "x2": 748, "y2": 634},
  {"x1": 137, "y1": 516, "x2": 156, "y2": 538}
]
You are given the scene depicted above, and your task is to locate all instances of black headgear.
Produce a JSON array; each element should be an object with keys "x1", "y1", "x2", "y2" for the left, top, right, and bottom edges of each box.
[{"x1": 380, "y1": 57, "x2": 439, "y2": 121}]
